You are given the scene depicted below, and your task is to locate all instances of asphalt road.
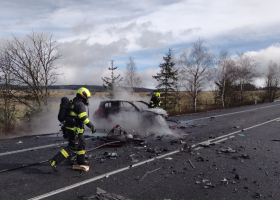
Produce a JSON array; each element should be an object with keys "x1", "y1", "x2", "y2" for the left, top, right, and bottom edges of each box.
[{"x1": 1, "y1": 102, "x2": 280, "y2": 200}]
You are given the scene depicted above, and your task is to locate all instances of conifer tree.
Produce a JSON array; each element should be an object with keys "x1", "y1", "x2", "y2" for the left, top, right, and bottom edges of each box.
[
  {"x1": 152, "y1": 49, "x2": 178, "y2": 110},
  {"x1": 101, "y1": 60, "x2": 123, "y2": 99}
]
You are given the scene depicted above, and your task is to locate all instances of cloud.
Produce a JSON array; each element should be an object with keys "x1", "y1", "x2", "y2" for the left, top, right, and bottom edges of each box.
[
  {"x1": 57, "y1": 37, "x2": 130, "y2": 68},
  {"x1": 71, "y1": 20, "x2": 94, "y2": 35},
  {"x1": 247, "y1": 43, "x2": 280, "y2": 75},
  {"x1": 137, "y1": 30, "x2": 173, "y2": 48}
]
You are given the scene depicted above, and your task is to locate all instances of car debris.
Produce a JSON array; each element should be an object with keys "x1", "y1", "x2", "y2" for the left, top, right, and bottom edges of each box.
[
  {"x1": 72, "y1": 165, "x2": 89, "y2": 171},
  {"x1": 17, "y1": 141, "x2": 23, "y2": 144},
  {"x1": 182, "y1": 144, "x2": 192, "y2": 152},
  {"x1": 221, "y1": 178, "x2": 228, "y2": 185},
  {"x1": 237, "y1": 134, "x2": 249, "y2": 136},
  {"x1": 97, "y1": 124, "x2": 146, "y2": 145},
  {"x1": 83, "y1": 187, "x2": 131, "y2": 200},
  {"x1": 138, "y1": 168, "x2": 161, "y2": 182},
  {"x1": 220, "y1": 147, "x2": 236, "y2": 153},
  {"x1": 188, "y1": 159, "x2": 195, "y2": 168}
]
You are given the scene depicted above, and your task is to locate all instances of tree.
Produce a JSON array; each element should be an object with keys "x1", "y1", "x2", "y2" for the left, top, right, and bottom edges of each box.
[
  {"x1": 101, "y1": 60, "x2": 123, "y2": 99},
  {"x1": 123, "y1": 56, "x2": 143, "y2": 95},
  {"x1": 0, "y1": 32, "x2": 62, "y2": 110},
  {"x1": 152, "y1": 49, "x2": 178, "y2": 110},
  {"x1": 264, "y1": 61, "x2": 280, "y2": 102},
  {"x1": 179, "y1": 38, "x2": 215, "y2": 112},
  {"x1": 213, "y1": 50, "x2": 237, "y2": 108},
  {"x1": 235, "y1": 52, "x2": 260, "y2": 102}
]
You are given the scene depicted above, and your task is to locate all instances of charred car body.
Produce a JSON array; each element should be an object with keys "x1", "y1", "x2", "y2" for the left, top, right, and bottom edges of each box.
[{"x1": 93, "y1": 100, "x2": 168, "y2": 127}]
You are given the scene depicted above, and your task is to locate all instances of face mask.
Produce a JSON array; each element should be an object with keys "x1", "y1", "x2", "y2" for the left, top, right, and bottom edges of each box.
[{"x1": 83, "y1": 98, "x2": 90, "y2": 106}]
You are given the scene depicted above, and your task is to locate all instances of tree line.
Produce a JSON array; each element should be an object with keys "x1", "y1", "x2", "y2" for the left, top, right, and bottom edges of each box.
[{"x1": 152, "y1": 39, "x2": 280, "y2": 112}]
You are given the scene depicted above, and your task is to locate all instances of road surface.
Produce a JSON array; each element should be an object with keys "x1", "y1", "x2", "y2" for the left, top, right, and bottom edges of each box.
[{"x1": 1, "y1": 102, "x2": 280, "y2": 200}]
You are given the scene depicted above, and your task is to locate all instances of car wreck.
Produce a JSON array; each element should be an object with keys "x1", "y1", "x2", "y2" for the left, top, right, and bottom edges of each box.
[{"x1": 93, "y1": 100, "x2": 168, "y2": 126}]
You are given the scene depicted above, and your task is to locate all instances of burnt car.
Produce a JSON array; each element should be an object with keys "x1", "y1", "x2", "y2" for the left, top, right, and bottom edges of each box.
[{"x1": 93, "y1": 100, "x2": 168, "y2": 127}]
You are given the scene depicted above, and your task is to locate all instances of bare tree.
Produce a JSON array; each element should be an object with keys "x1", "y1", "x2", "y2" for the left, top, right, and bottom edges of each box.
[
  {"x1": 0, "y1": 57, "x2": 19, "y2": 133},
  {"x1": 123, "y1": 56, "x2": 143, "y2": 95},
  {"x1": 265, "y1": 61, "x2": 280, "y2": 102},
  {"x1": 0, "y1": 32, "x2": 62, "y2": 110},
  {"x1": 213, "y1": 50, "x2": 237, "y2": 108},
  {"x1": 179, "y1": 38, "x2": 215, "y2": 112},
  {"x1": 235, "y1": 52, "x2": 260, "y2": 102}
]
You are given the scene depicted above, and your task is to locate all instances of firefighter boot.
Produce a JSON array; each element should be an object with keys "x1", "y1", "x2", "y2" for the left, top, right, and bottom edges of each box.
[
  {"x1": 50, "y1": 149, "x2": 70, "y2": 172},
  {"x1": 77, "y1": 154, "x2": 89, "y2": 165}
]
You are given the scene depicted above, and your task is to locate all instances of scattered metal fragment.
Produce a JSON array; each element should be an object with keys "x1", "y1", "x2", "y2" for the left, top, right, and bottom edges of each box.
[
  {"x1": 17, "y1": 141, "x2": 23, "y2": 144},
  {"x1": 237, "y1": 134, "x2": 249, "y2": 137},
  {"x1": 241, "y1": 154, "x2": 250, "y2": 159},
  {"x1": 165, "y1": 157, "x2": 173, "y2": 160},
  {"x1": 220, "y1": 147, "x2": 236, "y2": 153},
  {"x1": 235, "y1": 174, "x2": 241, "y2": 179},
  {"x1": 188, "y1": 159, "x2": 195, "y2": 169},
  {"x1": 138, "y1": 168, "x2": 161, "y2": 182},
  {"x1": 200, "y1": 141, "x2": 210, "y2": 147},
  {"x1": 234, "y1": 126, "x2": 239, "y2": 129},
  {"x1": 252, "y1": 192, "x2": 262, "y2": 198},
  {"x1": 84, "y1": 187, "x2": 131, "y2": 200},
  {"x1": 183, "y1": 144, "x2": 192, "y2": 152},
  {"x1": 221, "y1": 178, "x2": 228, "y2": 185}
]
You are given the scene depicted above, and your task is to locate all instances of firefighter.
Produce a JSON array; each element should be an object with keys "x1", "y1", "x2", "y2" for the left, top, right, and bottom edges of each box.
[
  {"x1": 50, "y1": 87, "x2": 96, "y2": 172},
  {"x1": 149, "y1": 92, "x2": 161, "y2": 108}
]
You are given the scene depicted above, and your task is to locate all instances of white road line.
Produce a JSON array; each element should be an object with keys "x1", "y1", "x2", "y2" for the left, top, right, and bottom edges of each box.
[
  {"x1": 181, "y1": 104, "x2": 280, "y2": 122},
  {"x1": 0, "y1": 142, "x2": 67, "y2": 156},
  {"x1": 0, "y1": 138, "x2": 93, "y2": 157},
  {"x1": 28, "y1": 116, "x2": 280, "y2": 200},
  {"x1": 213, "y1": 136, "x2": 235, "y2": 144}
]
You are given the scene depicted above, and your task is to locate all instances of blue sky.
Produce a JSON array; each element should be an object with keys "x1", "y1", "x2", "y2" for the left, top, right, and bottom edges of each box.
[{"x1": 1, "y1": 0, "x2": 280, "y2": 88}]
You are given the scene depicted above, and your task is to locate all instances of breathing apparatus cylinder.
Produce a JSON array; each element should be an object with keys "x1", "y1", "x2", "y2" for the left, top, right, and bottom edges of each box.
[{"x1": 58, "y1": 97, "x2": 70, "y2": 122}]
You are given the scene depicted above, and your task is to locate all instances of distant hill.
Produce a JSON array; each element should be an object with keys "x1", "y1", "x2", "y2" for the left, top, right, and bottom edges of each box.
[{"x1": 50, "y1": 85, "x2": 154, "y2": 92}]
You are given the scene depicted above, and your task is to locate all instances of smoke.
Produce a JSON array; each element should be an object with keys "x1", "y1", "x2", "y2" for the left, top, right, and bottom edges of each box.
[
  {"x1": 0, "y1": 89, "x2": 176, "y2": 139},
  {"x1": 89, "y1": 88, "x2": 174, "y2": 137}
]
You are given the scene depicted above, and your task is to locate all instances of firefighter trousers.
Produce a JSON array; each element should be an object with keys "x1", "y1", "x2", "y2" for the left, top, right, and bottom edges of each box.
[{"x1": 51, "y1": 130, "x2": 86, "y2": 165}]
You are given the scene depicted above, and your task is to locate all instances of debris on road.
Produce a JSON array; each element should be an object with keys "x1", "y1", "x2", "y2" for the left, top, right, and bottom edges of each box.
[
  {"x1": 84, "y1": 187, "x2": 131, "y2": 200},
  {"x1": 235, "y1": 174, "x2": 241, "y2": 179},
  {"x1": 73, "y1": 165, "x2": 89, "y2": 171},
  {"x1": 17, "y1": 141, "x2": 23, "y2": 144},
  {"x1": 138, "y1": 168, "x2": 161, "y2": 182},
  {"x1": 220, "y1": 147, "x2": 236, "y2": 153},
  {"x1": 237, "y1": 134, "x2": 249, "y2": 137},
  {"x1": 188, "y1": 159, "x2": 195, "y2": 168},
  {"x1": 221, "y1": 178, "x2": 228, "y2": 185},
  {"x1": 183, "y1": 144, "x2": 192, "y2": 152}
]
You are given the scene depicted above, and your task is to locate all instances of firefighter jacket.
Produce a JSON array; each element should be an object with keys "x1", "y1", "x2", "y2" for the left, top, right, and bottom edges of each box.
[
  {"x1": 149, "y1": 95, "x2": 161, "y2": 108},
  {"x1": 65, "y1": 97, "x2": 94, "y2": 134}
]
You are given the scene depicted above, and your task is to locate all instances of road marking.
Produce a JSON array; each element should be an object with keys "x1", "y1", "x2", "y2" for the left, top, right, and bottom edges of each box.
[
  {"x1": 0, "y1": 142, "x2": 67, "y2": 156},
  {"x1": 0, "y1": 138, "x2": 93, "y2": 157},
  {"x1": 179, "y1": 104, "x2": 280, "y2": 122},
  {"x1": 28, "y1": 116, "x2": 280, "y2": 200}
]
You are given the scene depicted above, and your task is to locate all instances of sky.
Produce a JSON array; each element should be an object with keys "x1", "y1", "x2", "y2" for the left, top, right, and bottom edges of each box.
[{"x1": 1, "y1": 0, "x2": 280, "y2": 88}]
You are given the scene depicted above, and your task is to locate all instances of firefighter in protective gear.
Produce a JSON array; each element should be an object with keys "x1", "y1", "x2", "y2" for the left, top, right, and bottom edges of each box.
[
  {"x1": 149, "y1": 92, "x2": 161, "y2": 108},
  {"x1": 50, "y1": 87, "x2": 96, "y2": 172}
]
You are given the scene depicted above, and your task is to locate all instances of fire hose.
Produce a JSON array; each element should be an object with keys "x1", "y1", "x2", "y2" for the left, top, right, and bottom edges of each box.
[{"x1": 0, "y1": 141, "x2": 120, "y2": 173}]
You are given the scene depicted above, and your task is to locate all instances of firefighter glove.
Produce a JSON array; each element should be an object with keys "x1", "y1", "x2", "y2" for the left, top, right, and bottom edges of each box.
[{"x1": 91, "y1": 126, "x2": 96, "y2": 134}]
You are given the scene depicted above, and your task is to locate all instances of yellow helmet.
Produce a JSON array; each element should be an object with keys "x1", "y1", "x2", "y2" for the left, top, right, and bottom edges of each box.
[
  {"x1": 155, "y1": 92, "x2": 160, "y2": 97},
  {"x1": 77, "y1": 87, "x2": 91, "y2": 99}
]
